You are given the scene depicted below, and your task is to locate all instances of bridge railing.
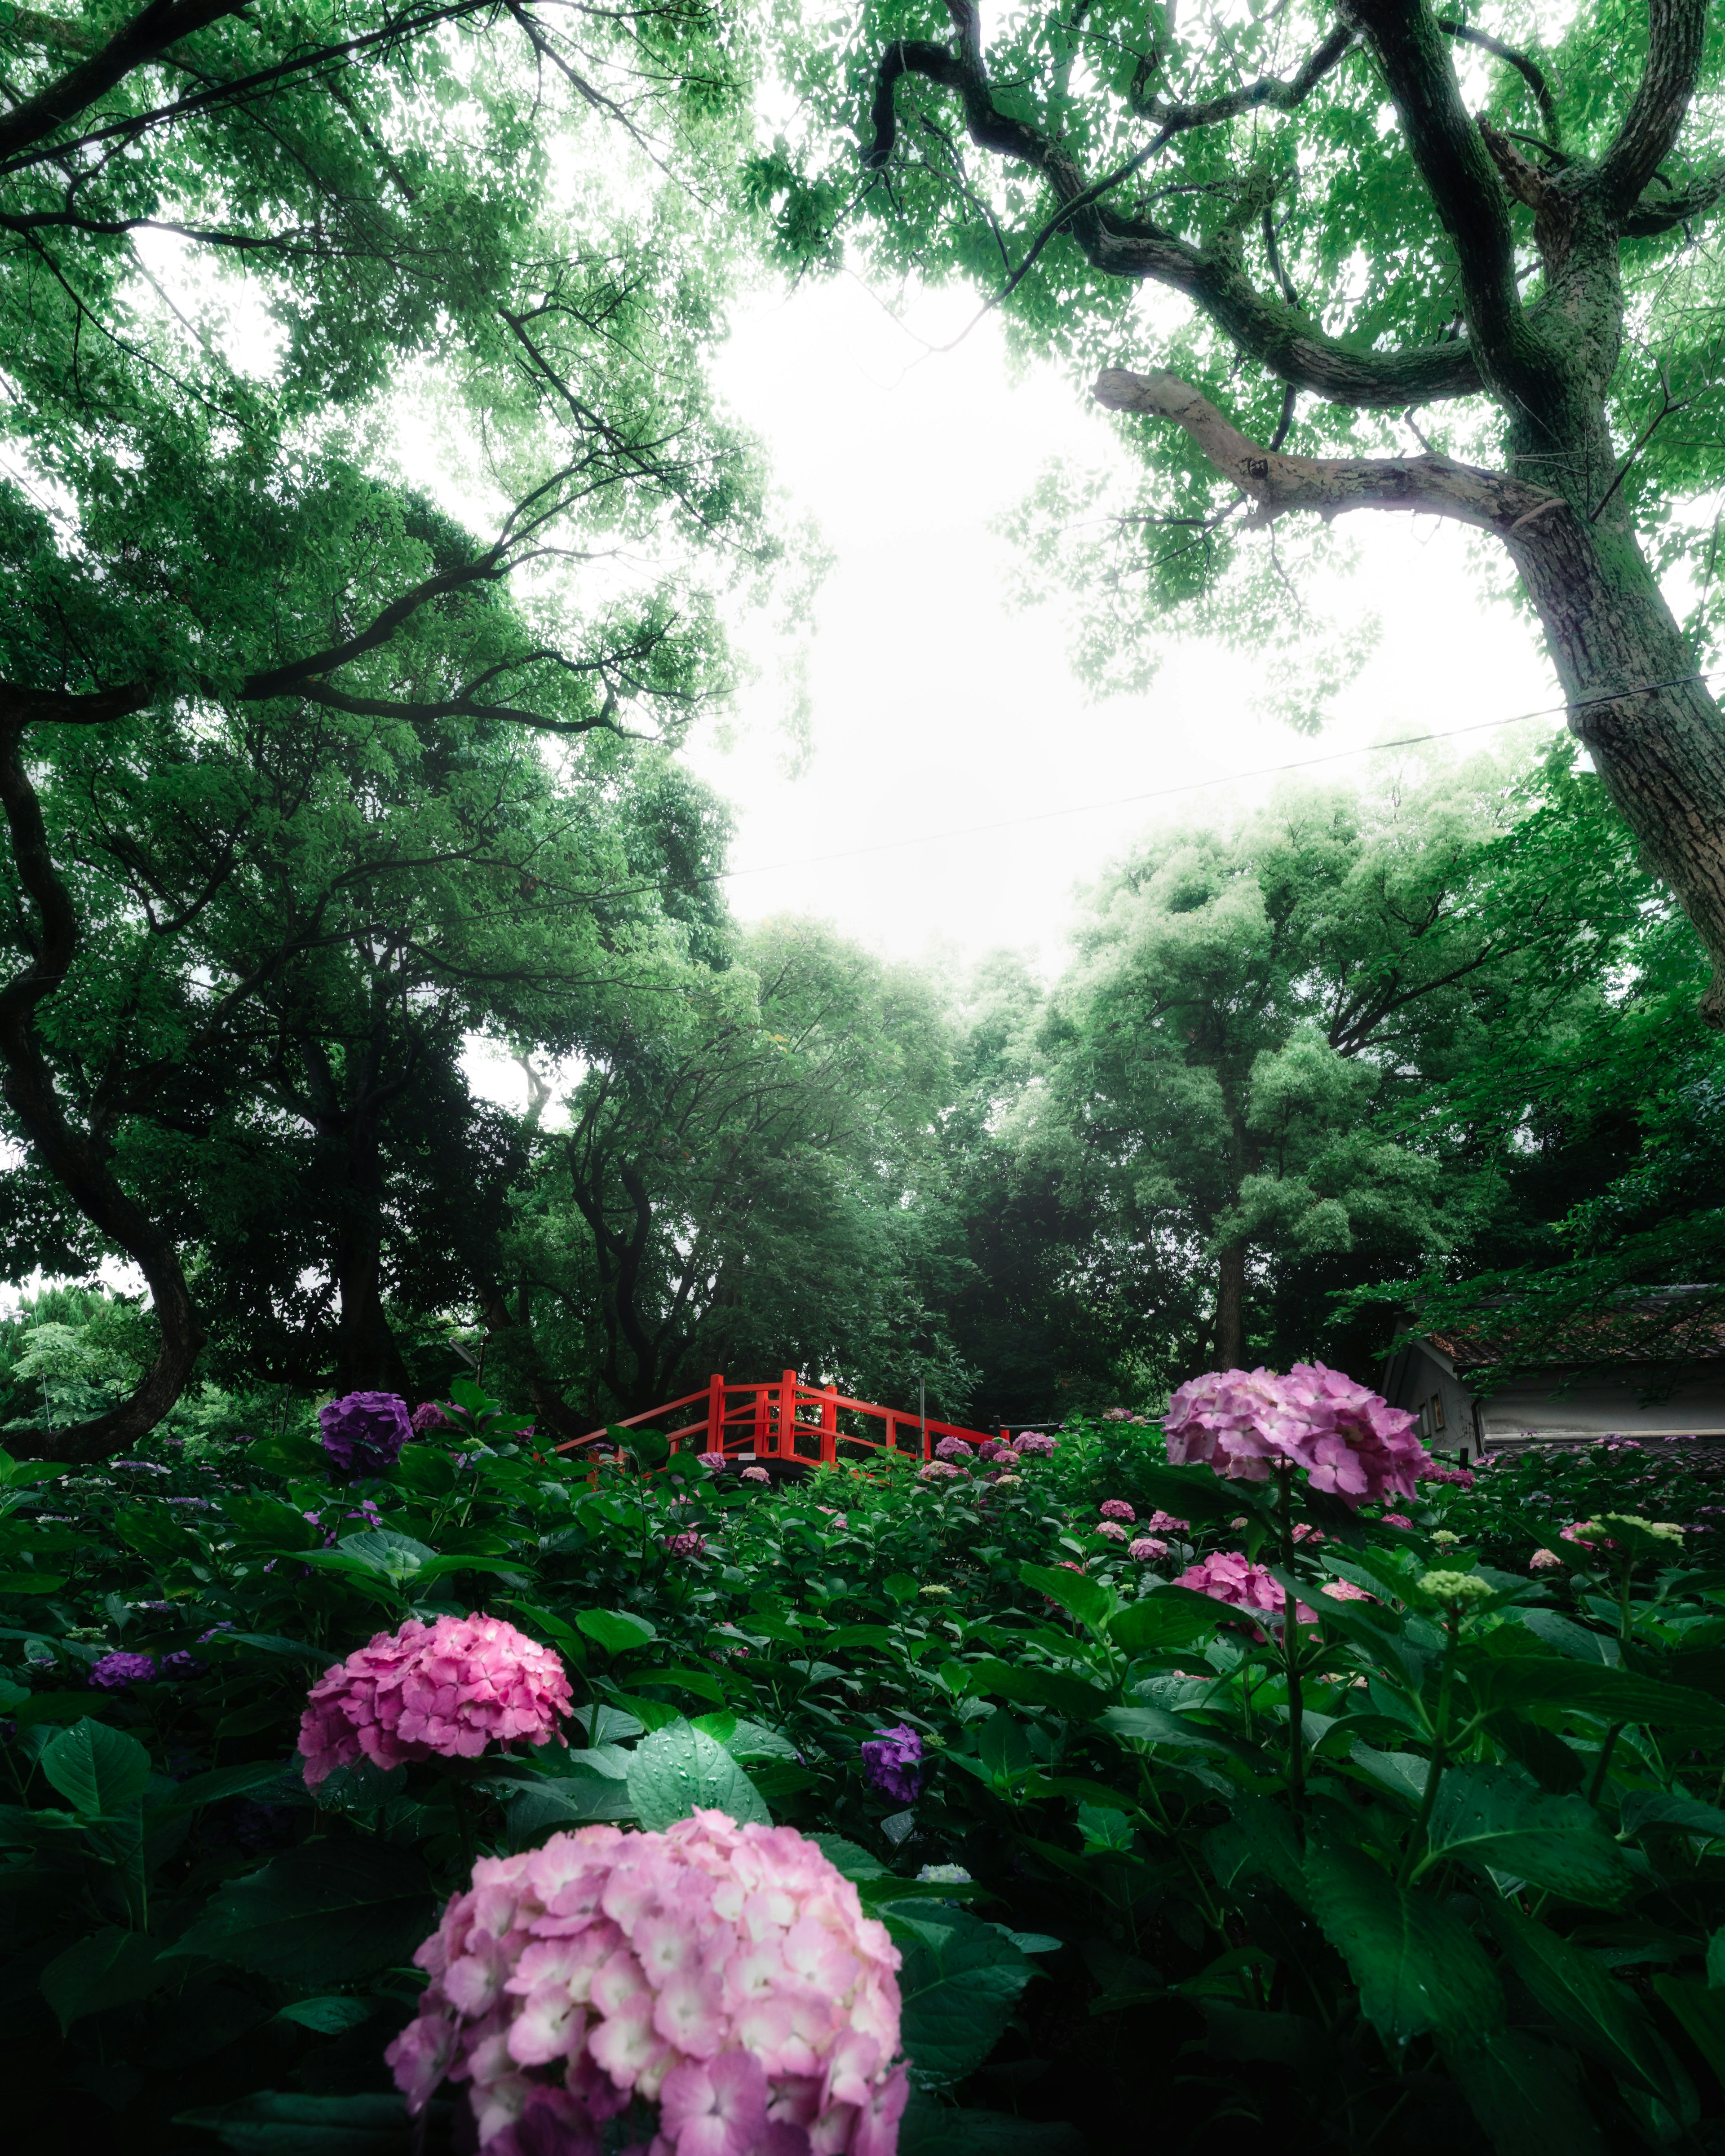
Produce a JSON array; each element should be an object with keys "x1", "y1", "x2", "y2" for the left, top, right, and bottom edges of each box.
[{"x1": 552, "y1": 1370, "x2": 1006, "y2": 1467}]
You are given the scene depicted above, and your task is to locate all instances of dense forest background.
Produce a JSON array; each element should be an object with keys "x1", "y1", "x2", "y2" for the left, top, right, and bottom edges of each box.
[
  {"x1": 3, "y1": 0, "x2": 1722, "y2": 1456},
  {"x1": 1, "y1": 723, "x2": 1716, "y2": 1445}
]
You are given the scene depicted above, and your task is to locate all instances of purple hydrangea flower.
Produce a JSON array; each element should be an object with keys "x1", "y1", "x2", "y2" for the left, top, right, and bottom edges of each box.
[
  {"x1": 410, "y1": 1401, "x2": 451, "y2": 1435},
  {"x1": 161, "y1": 1650, "x2": 205, "y2": 1678},
  {"x1": 1014, "y1": 1431, "x2": 1057, "y2": 1456},
  {"x1": 89, "y1": 1652, "x2": 156, "y2": 1691},
  {"x1": 933, "y1": 1436, "x2": 972, "y2": 1463},
  {"x1": 197, "y1": 1622, "x2": 235, "y2": 1644},
  {"x1": 860, "y1": 1723, "x2": 924, "y2": 1804},
  {"x1": 697, "y1": 1451, "x2": 728, "y2": 1472},
  {"x1": 319, "y1": 1392, "x2": 413, "y2": 1475}
]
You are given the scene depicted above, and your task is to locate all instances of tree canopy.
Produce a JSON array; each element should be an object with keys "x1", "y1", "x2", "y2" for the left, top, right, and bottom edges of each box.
[{"x1": 759, "y1": 0, "x2": 1725, "y2": 1010}]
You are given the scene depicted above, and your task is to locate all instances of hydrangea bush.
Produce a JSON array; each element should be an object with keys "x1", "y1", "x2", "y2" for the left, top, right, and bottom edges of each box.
[
  {"x1": 6, "y1": 1374, "x2": 1725, "y2": 2156},
  {"x1": 389, "y1": 1812, "x2": 907, "y2": 2156}
]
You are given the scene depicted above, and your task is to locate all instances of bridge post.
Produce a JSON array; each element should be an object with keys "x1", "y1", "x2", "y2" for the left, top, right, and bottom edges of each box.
[
  {"x1": 820, "y1": 1383, "x2": 837, "y2": 1466},
  {"x1": 780, "y1": 1369, "x2": 797, "y2": 1459},
  {"x1": 708, "y1": 1374, "x2": 725, "y2": 1455}
]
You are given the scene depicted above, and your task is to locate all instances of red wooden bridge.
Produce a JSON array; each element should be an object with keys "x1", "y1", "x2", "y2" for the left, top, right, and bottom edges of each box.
[{"x1": 554, "y1": 1370, "x2": 1006, "y2": 1468}]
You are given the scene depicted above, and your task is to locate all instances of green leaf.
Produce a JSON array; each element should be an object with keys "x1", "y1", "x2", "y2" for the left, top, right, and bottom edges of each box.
[
  {"x1": 40, "y1": 1718, "x2": 151, "y2": 1815},
  {"x1": 390, "y1": 1445, "x2": 456, "y2": 1497},
  {"x1": 1653, "y1": 1975, "x2": 1725, "y2": 2089},
  {"x1": 1304, "y1": 1841, "x2": 1503, "y2": 2048},
  {"x1": 693, "y1": 1714, "x2": 801, "y2": 1762},
  {"x1": 810, "y1": 1834, "x2": 887, "y2": 1880},
  {"x1": 1709, "y1": 1929, "x2": 1725, "y2": 1989},
  {"x1": 1346, "y1": 1742, "x2": 1432, "y2": 1806},
  {"x1": 509, "y1": 1778, "x2": 638, "y2": 1841},
  {"x1": 1477, "y1": 1896, "x2": 1685, "y2": 2109},
  {"x1": 1203, "y1": 1795, "x2": 1308, "y2": 1906},
  {"x1": 274, "y1": 1997, "x2": 384, "y2": 2034},
  {"x1": 151, "y1": 1759, "x2": 298, "y2": 1818},
  {"x1": 1620, "y1": 1789, "x2": 1725, "y2": 1842},
  {"x1": 169, "y1": 1840, "x2": 435, "y2": 1982},
  {"x1": 1018, "y1": 1562, "x2": 1109, "y2": 1631},
  {"x1": 1423, "y1": 1767, "x2": 1634, "y2": 1906},
  {"x1": 1472, "y1": 1659, "x2": 1725, "y2": 1736},
  {"x1": 212, "y1": 1632, "x2": 341, "y2": 1670},
  {"x1": 1439, "y1": 2029, "x2": 1610, "y2": 2156},
  {"x1": 0, "y1": 1570, "x2": 66, "y2": 1595},
  {"x1": 39, "y1": 1926, "x2": 166, "y2": 2030},
  {"x1": 10, "y1": 1689, "x2": 126, "y2": 1727},
  {"x1": 898, "y1": 2089, "x2": 1084, "y2": 2155},
  {"x1": 1107, "y1": 1587, "x2": 1225, "y2": 1652},
  {"x1": 330, "y1": 1529, "x2": 435, "y2": 1581},
  {"x1": 575, "y1": 1608, "x2": 658, "y2": 1655},
  {"x1": 822, "y1": 1624, "x2": 899, "y2": 1651},
  {"x1": 1514, "y1": 1610, "x2": 1619, "y2": 1664},
  {"x1": 1100, "y1": 1705, "x2": 1247, "y2": 1758},
  {"x1": 882, "y1": 1574, "x2": 920, "y2": 1604},
  {"x1": 246, "y1": 1433, "x2": 331, "y2": 1478},
  {"x1": 174, "y1": 2092, "x2": 416, "y2": 2153},
  {"x1": 625, "y1": 1718, "x2": 770, "y2": 1830},
  {"x1": 890, "y1": 1902, "x2": 1035, "y2": 2086},
  {"x1": 966, "y1": 1658, "x2": 1111, "y2": 1721}
]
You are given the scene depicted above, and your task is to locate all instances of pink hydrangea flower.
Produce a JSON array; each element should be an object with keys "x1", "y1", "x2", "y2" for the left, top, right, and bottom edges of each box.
[
  {"x1": 1164, "y1": 1363, "x2": 1426, "y2": 1507},
  {"x1": 741, "y1": 1467, "x2": 770, "y2": 1484},
  {"x1": 1013, "y1": 1432, "x2": 1057, "y2": 1457},
  {"x1": 1292, "y1": 1523, "x2": 1325, "y2": 1545},
  {"x1": 697, "y1": 1452, "x2": 728, "y2": 1473},
  {"x1": 1145, "y1": 1511, "x2": 1189, "y2": 1534},
  {"x1": 1417, "y1": 1459, "x2": 1475, "y2": 1489},
  {"x1": 1320, "y1": 1578, "x2": 1375, "y2": 1603},
  {"x1": 918, "y1": 1461, "x2": 961, "y2": 1482},
  {"x1": 1380, "y1": 1514, "x2": 1413, "y2": 1530},
  {"x1": 386, "y1": 1812, "x2": 907, "y2": 2156},
  {"x1": 933, "y1": 1436, "x2": 973, "y2": 1463},
  {"x1": 665, "y1": 1531, "x2": 708, "y2": 1559},
  {"x1": 1175, "y1": 1551, "x2": 1317, "y2": 1626},
  {"x1": 1128, "y1": 1536, "x2": 1169, "y2": 1562},
  {"x1": 1094, "y1": 1520, "x2": 1129, "y2": 1543},
  {"x1": 1529, "y1": 1547, "x2": 1563, "y2": 1571},
  {"x1": 1099, "y1": 1500, "x2": 1135, "y2": 1523},
  {"x1": 297, "y1": 1613, "x2": 573, "y2": 1788},
  {"x1": 1561, "y1": 1520, "x2": 1615, "y2": 1550}
]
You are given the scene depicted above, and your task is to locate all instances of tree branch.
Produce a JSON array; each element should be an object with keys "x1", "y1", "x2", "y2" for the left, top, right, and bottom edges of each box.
[
  {"x1": 1347, "y1": 0, "x2": 1522, "y2": 359},
  {"x1": 1435, "y1": 16, "x2": 1559, "y2": 146},
  {"x1": 861, "y1": 6, "x2": 1482, "y2": 410},
  {"x1": 0, "y1": 0, "x2": 246, "y2": 164},
  {"x1": 1621, "y1": 163, "x2": 1725, "y2": 236},
  {"x1": 0, "y1": 0, "x2": 497, "y2": 179},
  {"x1": 1094, "y1": 366, "x2": 1559, "y2": 535},
  {"x1": 1592, "y1": 0, "x2": 1710, "y2": 218}
]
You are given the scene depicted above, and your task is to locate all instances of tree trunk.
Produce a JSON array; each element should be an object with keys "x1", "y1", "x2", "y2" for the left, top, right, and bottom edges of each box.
[
  {"x1": 331, "y1": 1144, "x2": 410, "y2": 1395},
  {"x1": 1213, "y1": 1241, "x2": 1248, "y2": 1370},
  {"x1": 0, "y1": 724, "x2": 205, "y2": 1460},
  {"x1": 1506, "y1": 504, "x2": 1725, "y2": 1016}
]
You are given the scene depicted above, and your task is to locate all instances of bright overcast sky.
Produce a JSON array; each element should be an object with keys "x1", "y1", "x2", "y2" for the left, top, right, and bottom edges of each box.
[{"x1": 680, "y1": 274, "x2": 1560, "y2": 976}]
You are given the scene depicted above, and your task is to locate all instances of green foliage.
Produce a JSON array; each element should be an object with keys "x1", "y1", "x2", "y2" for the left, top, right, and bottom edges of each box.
[{"x1": 6, "y1": 1395, "x2": 1725, "y2": 2148}]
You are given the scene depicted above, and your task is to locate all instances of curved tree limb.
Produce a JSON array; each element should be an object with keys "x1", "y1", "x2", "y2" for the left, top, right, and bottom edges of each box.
[
  {"x1": 1346, "y1": 0, "x2": 1523, "y2": 362},
  {"x1": 1592, "y1": 0, "x2": 1710, "y2": 217},
  {"x1": 0, "y1": 0, "x2": 246, "y2": 164},
  {"x1": 862, "y1": 7, "x2": 1482, "y2": 410},
  {"x1": 0, "y1": 723, "x2": 206, "y2": 1462},
  {"x1": 1436, "y1": 16, "x2": 1560, "y2": 146},
  {"x1": 1094, "y1": 365, "x2": 1559, "y2": 535}
]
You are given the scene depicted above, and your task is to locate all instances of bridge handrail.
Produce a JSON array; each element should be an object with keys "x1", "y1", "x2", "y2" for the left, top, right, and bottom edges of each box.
[{"x1": 552, "y1": 1371, "x2": 1004, "y2": 1464}]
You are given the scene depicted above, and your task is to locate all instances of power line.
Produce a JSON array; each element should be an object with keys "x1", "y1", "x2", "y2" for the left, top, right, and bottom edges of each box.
[{"x1": 567, "y1": 667, "x2": 1715, "y2": 909}]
